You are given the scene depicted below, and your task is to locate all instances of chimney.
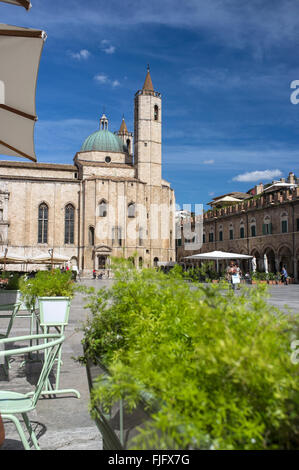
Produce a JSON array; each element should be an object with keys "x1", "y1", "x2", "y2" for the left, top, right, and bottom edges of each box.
[
  {"x1": 288, "y1": 172, "x2": 295, "y2": 184},
  {"x1": 255, "y1": 182, "x2": 264, "y2": 194}
]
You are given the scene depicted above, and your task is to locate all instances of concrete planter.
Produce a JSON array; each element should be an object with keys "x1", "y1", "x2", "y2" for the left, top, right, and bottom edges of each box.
[
  {"x1": 38, "y1": 297, "x2": 70, "y2": 326},
  {"x1": 0, "y1": 414, "x2": 4, "y2": 447},
  {"x1": 0, "y1": 289, "x2": 19, "y2": 306},
  {"x1": 85, "y1": 359, "x2": 153, "y2": 450},
  {"x1": 0, "y1": 290, "x2": 30, "y2": 311}
]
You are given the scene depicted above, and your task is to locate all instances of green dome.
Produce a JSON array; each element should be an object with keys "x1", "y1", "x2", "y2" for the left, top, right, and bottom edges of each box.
[{"x1": 81, "y1": 129, "x2": 127, "y2": 153}]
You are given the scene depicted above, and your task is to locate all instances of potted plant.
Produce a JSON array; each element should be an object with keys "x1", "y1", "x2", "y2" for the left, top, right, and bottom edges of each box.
[
  {"x1": 251, "y1": 272, "x2": 258, "y2": 284},
  {"x1": 258, "y1": 272, "x2": 267, "y2": 284},
  {"x1": 0, "y1": 272, "x2": 23, "y2": 306},
  {"x1": 267, "y1": 273, "x2": 276, "y2": 285},
  {"x1": 20, "y1": 269, "x2": 75, "y2": 325},
  {"x1": 79, "y1": 259, "x2": 299, "y2": 450}
]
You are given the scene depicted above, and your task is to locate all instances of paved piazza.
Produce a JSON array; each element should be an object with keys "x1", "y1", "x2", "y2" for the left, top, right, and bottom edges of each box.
[{"x1": 0, "y1": 279, "x2": 298, "y2": 450}]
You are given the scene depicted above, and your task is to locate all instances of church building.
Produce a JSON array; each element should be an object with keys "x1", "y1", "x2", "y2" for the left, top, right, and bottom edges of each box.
[{"x1": 0, "y1": 68, "x2": 176, "y2": 274}]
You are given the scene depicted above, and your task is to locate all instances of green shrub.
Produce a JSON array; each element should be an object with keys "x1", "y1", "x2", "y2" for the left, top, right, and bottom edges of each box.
[
  {"x1": 80, "y1": 259, "x2": 299, "y2": 450},
  {"x1": 268, "y1": 272, "x2": 276, "y2": 281},
  {"x1": 186, "y1": 262, "x2": 220, "y2": 282},
  {"x1": 0, "y1": 272, "x2": 21, "y2": 290},
  {"x1": 20, "y1": 269, "x2": 75, "y2": 308}
]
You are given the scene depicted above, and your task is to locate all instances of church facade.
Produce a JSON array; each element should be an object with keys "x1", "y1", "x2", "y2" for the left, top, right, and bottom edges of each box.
[{"x1": 0, "y1": 69, "x2": 176, "y2": 274}]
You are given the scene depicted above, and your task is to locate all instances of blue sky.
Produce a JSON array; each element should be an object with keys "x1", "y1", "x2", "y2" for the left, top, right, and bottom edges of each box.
[{"x1": 1, "y1": 0, "x2": 299, "y2": 208}]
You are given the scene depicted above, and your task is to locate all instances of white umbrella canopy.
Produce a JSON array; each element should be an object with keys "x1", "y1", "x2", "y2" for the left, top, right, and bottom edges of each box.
[
  {"x1": 184, "y1": 251, "x2": 253, "y2": 273},
  {"x1": 0, "y1": 250, "x2": 28, "y2": 270},
  {"x1": 0, "y1": 251, "x2": 28, "y2": 263},
  {"x1": 28, "y1": 253, "x2": 70, "y2": 264},
  {"x1": 0, "y1": 23, "x2": 46, "y2": 161},
  {"x1": 184, "y1": 251, "x2": 253, "y2": 260},
  {"x1": 0, "y1": 0, "x2": 32, "y2": 9}
]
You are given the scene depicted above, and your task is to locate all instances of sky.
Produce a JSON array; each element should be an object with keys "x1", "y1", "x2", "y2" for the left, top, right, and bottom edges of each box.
[{"x1": 1, "y1": 0, "x2": 299, "y2": 208}]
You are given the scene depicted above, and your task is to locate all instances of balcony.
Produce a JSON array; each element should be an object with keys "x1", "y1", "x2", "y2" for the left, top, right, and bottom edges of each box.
[{"x1": 204, "y1": 187, "x2": 299, "y2": 221}]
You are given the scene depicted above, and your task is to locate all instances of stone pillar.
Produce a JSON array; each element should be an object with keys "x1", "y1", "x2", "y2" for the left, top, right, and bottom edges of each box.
[
  {"x1": 275, "y1": 257, "x2": 280, "y2": 274},
  {"x1": 293, "y1": 256, "x2": 298, "y2": 282}
]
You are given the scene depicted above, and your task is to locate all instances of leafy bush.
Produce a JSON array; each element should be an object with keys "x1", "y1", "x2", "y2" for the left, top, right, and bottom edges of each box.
[
  {"x1": 186, "y1": 262, "x2": 221, "y2": 282},
  {"x1": 20, "y1": 269, "x2": 75, "y2": 308},
  {"x1": 80, "y1": 259, "x2": 299, "y2": 450},
  {"x1": 267, "y1": 272, "x2": 276, "y2": 281},
  {"x1": 0, "y1": 272, "x2": 21, "y2": 290},
  {"x1": 252, "y1": 272, "x2": 267, "y2": 281}
]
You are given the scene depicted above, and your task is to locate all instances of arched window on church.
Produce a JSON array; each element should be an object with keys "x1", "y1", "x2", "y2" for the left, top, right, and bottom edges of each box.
[
  {"x1": 128, "y1": 202, "x2": 136, "y2": 218},
  {"x1": 99, "y1": 200, "x2": 108, "y2": 217},
  {"x1": 38, "y1": 203, "x2": 48, "y2": 244},
  {"x1": 65, "y1": 204, "x2": 75, "y2": 244},
  {"x1": 126, "y1": 139, "x2": 131, "y2": 154},
  {"x1": 154, "y1": 104, "x2": 159, "y2": 121}
]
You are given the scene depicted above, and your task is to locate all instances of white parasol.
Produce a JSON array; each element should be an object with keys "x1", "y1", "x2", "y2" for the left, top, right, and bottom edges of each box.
[
  {"x1": 184, "y1": 250, "x2": 253, "y2": 273},
  {"x1": 0, "y1": 24, "x2": 46, "y2": 161},
  {"x1": 28, "y1": 253, "x2": 70, "y2": 264},
  {"x1": 0, "y1": 0, "x2": 32, "y2": 9},
  {"x1": 0, "y1": 249, "x2": 28, "y2": 270}
]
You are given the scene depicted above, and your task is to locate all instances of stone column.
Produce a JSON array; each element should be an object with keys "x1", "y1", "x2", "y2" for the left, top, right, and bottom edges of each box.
[{"x1": 293, "y1": 256, "x2": 298, "y2": 282}]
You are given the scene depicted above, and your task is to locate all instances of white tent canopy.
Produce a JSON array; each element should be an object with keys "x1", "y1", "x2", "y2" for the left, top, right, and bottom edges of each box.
[
  {"x1": 184, "y1": 251, "x2": 253, "y2": 260},
  {"x1": 0, "y1": 23, "x2": 46, "y2": 161},
  {"x1": 0, "y1": 0, "x2": 31, "y2": 9},
  {"x1": 184, "y1": 250, "x2": 253, "y2": 272},
  {"x1": 209, "y1": 195, "x2": 243, "y2": 206},
  {"x1": 0, "y1": 250, "x2": 28, "y2": 263},
  {"x1": 28, "y1": 253, "x2": 70, "y2": 264}
]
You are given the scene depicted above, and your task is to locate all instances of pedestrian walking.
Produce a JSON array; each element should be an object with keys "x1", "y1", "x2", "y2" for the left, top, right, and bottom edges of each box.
[
  {"x1": 226, "y1": 261, "x2": 241, "y2": 291},
  {"x1": 72, "y1": 265, "x2": 80, "y2": 281},
  {"x1": 281, "y1": 265, "x2": 288, "y2": 285}
]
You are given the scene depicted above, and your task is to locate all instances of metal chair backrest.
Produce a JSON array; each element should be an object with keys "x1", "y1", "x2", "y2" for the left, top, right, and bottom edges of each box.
[{"x1": 0, "y1": 334, "x2": 64, "y2": 407}]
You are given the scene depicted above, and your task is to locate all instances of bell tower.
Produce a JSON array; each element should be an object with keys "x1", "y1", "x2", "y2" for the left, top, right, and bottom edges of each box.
[
  {"x1": 134, "y1": 66, "x2": 162, "y2": 186},
  {"x1": 116, "y1": 116, "x2": 133, "y2": 155},
  {"x1": 99, "y1": 113, "x2": 108, "y2": 130}
]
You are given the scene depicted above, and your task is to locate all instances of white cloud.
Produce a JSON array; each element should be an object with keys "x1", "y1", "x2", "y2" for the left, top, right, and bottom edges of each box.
[
  {"x1": 94, "y1": 73, "x2": 109, "y2": 84},
  {"x1": 203, "y1": 159, "x2": 214, "y2": 164},
  {"x1": 232, "y1": 169, "x2": 283, "y2": 183},
  {"x1": 100, "y1": 39, "x2": 116, "y2": 54},
  {"x1": 94, "y1": 74, "x2": 120, "y2": 88},
  {"x1": 69, "y1": 49, "x2": 90, "y2": 60}
]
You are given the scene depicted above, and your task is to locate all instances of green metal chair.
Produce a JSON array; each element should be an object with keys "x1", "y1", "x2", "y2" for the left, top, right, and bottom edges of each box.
[
  {"x1": 0, "y1": 302, "x2": 21, "y2": 375},
  {"x1": 0, "y1": 302, "x2": 22, "y2": 339},
  {"x1": 0, "y1": 333, "x2": 64, "y2": 450},
  {"x1": 36, "y1": 297, "x2": 80, "y2": 399}
]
